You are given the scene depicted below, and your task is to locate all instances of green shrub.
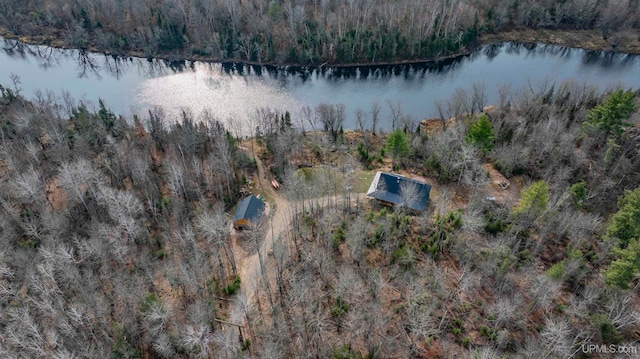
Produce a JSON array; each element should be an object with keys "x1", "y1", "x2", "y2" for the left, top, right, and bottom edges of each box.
[
  {"x1": 480, "y1": 325, "x2": 490, "y2": 336},
  {"x1": 424, "y1": 210, "x2": 462, "y2": 259},
  {"x1": 391, "y1": 245, "x2": 415, "y2": 268},
  {"x1": 241, "y1": 339, "x2": 251, "y2": 351},
  {"x1": 109, "y1": 325, "x2": 140, "y2": 359},
  {"x1": 465, "y1": 114, "x2": 495, "y2": 155},
  {"x1": 583, "y1": 88, "x2": 636, "y2": 140},
  {"x1": 386, "y1": 129, "x2": 410, "y2": 164},
  {"x1": 139, "y1": 293, "x2": 160, "y2": 314},
  {"x1": 372, "y1": 208, "x2": 387, "y2": 222},
  {"x1": 513, "y1": 180, "x2": 549, "y2": 218},
  {"x1": 357, "y1": 142, "x2": 371, "y2": 168},
  {"x1": 332, "y1": 222, "x2": 347, "y2": 251},
  {"x1": 606, "y1": 186, "x2": 640, "y2": 248},
  {"x1": 365, "y1": 224, "x2": 384, "y2": 247},
  {"x1": 331, "y1": 296, "x2": 349, "y2": 317},
  {"x1": 485, "y1": 218, "x2": 506, "y2": 235},
  {"x1": 480, "y1": 325, "x2": 497, "y2": 340},
  {"x1": 222, "y1": 276, "x2": 242, "y2": 296},
  {"x1": 331, "y1": 345, "x2": 363, "y2": 359},
  {"x1": 569, "y1": 182, "x2": 587, "y2": 208},
  {"x1": 156, "y1": 196, "x2": 171, "y2": 210},
  {"x1": 494, "y1": 161, "x2": 525, "y2": 178},
  {"x1": 484, "y1": 209, "x2": 508, "y2": 235},
  {"x1": 428, "y1": 243, "x2": 440, "y2": 260},
  {"x1": 546, "y1": 262, "x2": 565, "y2": 280},
  {"x1": 604, "y1": 187, "x2": 640, "y2": 288},
  {"x1": 592, "y1": 315, "x2": 622, "y2": 344},
  {"x1": 153, "y1": 250, "x2": 169, "y2": 260},
  {"x1": 518, "y1": 249, "x2": 532, "y2": 263},
  {"x1": 18, "y1": 237, "x2": 40, "y2": 249}
]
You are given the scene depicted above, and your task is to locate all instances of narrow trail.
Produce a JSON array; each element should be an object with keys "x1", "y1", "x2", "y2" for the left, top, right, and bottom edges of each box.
[{"x1": 223, "y1": 145, "x2": 291, "y2": 353}]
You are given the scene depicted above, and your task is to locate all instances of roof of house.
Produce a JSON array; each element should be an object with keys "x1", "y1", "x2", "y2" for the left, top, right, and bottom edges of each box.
[
  {"x1": 366, "y1": 172, "x2": 431, "y2": 211},
  {"x1": 233, "y1": 195, "x2": 265, "y2": 224}
]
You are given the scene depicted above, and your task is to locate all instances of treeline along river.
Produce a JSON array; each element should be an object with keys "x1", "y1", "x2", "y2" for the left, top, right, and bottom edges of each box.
[{"x1": 2, "y1": 36, "x2": 640, "y2": 132}]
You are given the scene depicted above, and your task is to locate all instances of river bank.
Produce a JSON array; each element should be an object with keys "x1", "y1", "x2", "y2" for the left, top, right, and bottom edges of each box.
[
  {"x1": 0, "y1": 26, "x2": 478, "y2": 68},
  {"x1": 5, "y1": 25, "x2": 639, "y2": 69},
  {"x1": 479, "y1": 28, "x2": 640, "y2": 55}
]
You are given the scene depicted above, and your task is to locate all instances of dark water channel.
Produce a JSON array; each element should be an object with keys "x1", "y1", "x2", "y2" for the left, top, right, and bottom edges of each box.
[{"x1": 2, "y1": 36, "x2": 640, "y2": 132}]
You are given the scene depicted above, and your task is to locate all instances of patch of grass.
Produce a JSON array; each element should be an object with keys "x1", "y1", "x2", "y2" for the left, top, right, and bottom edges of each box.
[
  {"x1": 354, "y1": 170, "x2": 375, "y2": 193},
  {"x1": 296, "y1": 167, "x2": 344, "y2": 195}
]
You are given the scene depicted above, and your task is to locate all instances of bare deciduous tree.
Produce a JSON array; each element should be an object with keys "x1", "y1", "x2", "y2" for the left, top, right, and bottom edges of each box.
[
  {"x1": 472, "y1": 81, "x2": 487, "y2": 113},
  {"x1": 195, "y1": 205, "x2": 236, "y2": 276},
  {"x1": 538, "y1": 318, "x2": 591, "y2": 359},
  {"x1": 388, "y1": 99, "x2": 403, "y2": 131},
  {"x1": 355, "y1": 107, "x2": 367, "y2": 133},
  {"x1": 370, "y1": 101, "x2": 381, "y2": 135},
  {"x1": 58, "y1": 158, "x2": 104, "y2": 210}
]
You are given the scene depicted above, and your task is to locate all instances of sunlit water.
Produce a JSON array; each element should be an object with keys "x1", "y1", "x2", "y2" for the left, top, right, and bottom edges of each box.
[{"x1": 2, "y1": 36, "x2": 640, "y2": 132}]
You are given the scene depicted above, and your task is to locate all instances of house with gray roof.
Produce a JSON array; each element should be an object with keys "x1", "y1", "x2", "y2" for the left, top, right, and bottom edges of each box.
[
  {"x1": 233, "y1": 195, "x2": 265, "y2": 230},
  {"x1": 366, "y1": 172, "x2": 431, "y2": 212}
]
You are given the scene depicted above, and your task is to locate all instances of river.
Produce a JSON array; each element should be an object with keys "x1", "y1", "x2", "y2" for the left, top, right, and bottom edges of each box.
[{"x1": 2, "y1": 37, "x2": 640, "y2": 132}]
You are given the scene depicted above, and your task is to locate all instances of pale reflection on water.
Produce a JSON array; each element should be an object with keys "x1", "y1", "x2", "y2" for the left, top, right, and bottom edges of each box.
[
  {"x1": 3, "y1": 36, "x2": 640, "y2": 134},
  {"x1": 136, "y1": 63, "x2": 302, "y2": 131}
]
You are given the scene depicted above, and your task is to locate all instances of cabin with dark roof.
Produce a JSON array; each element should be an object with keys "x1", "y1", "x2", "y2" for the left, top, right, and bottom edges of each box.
[
  {"x1": 366, "y1": 172, "x2": 431, "y2": 212},
  {"x1": 233, "y1": 195, "x2": 266, "y2": 230}
]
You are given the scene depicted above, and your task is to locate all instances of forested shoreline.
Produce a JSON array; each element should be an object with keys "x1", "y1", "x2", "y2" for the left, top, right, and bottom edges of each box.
[{"x1": 1, "y1": 0, "x2": 639, "y2": 65}]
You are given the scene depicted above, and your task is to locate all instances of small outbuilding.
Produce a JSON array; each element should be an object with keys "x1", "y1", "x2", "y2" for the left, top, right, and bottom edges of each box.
[
  {"x1": 233, "y1": 195, "x2": 265, "y2": 230},
  {"x1": 367, "y1": 172, "x2": 431, "y2": 212}
]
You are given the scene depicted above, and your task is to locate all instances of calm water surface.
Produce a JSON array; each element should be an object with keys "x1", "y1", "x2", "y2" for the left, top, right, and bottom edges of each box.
[{"x1": 2, "y1": 37, "x2": 640, "y2": 131}]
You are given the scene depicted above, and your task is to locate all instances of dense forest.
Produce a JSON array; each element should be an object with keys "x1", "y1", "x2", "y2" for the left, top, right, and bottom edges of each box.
[
  {"x1": 1, "y1": 0, "x2": 639, "y2": 64},
  {"x1": 0, "y1": 83, "x2": 258, "y2": 358},
  {"x1": 0, "y1": 76, "x2": 639, "y2": 357}
]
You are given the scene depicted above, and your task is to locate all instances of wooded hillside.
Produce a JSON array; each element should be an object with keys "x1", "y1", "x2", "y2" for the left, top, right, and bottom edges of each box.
[{"x1": 1, "y1": 0, "x2": 639, "y2": 64}]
